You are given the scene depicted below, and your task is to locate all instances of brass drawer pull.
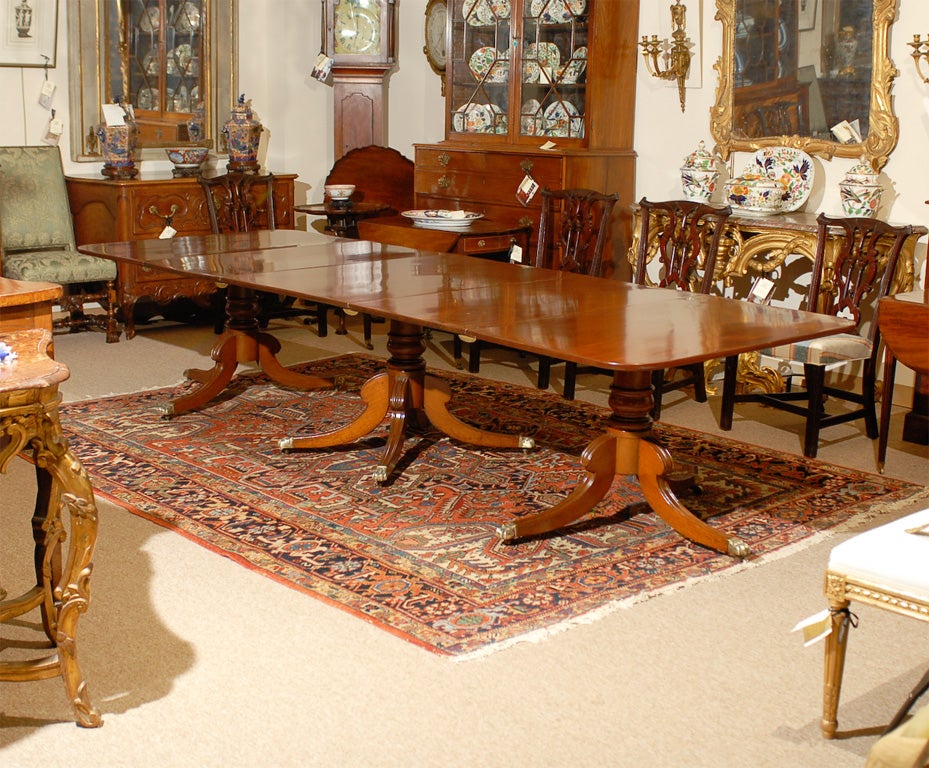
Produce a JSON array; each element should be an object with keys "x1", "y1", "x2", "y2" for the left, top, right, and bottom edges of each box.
[
  {"x1": 148, "y1": 203, "x2": 179, "y2": 226},
  {"x1": 438, "y1": 152, "x2": 451, "y2": 167},
  {"x1": 477, "y1": 239, "x2": 486, "y2": 248},
  {"x1": 438, "y1": 175, "x2": 451, "y2": 189},
  {"x1": 520, "y1": 159, "x2": 534, "y2": 173},
  {"x1": 519, "y1": 216, "x2": 534, "y2": 228}
]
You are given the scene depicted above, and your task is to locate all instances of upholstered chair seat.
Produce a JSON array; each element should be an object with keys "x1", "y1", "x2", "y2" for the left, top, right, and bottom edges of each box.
[{"x1": 0, "y1": 146, "x2": 119, "y2": 341}]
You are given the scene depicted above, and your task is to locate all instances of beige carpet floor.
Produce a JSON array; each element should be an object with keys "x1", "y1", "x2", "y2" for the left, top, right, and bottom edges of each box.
[{"x1": 2, "y1": 314, "x2": 928, "y2": 767}]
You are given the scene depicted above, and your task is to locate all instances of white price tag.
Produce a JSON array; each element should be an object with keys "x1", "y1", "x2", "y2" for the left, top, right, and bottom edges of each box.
[
  {"x1": 516, "y1": 175, "x2": 539, "y2": 207},
  {"x1": 791, "y1": 609, "x2": 833, "y2": 647},
  {"x1": 509, "y1": 244, "x2": 524, "y2": 263},
  {"x1": 311, "y1": 52, "x2": 333, "y2": 82},
  {"x1": 39, "y1": 79, "x2": 56, "y2": 109},
  {"x1": 43, "y1": 116, "x2": 63, "y2": 145},
  {"x1": 159, "y1": 225, "x2": 177, "y2": 239}
]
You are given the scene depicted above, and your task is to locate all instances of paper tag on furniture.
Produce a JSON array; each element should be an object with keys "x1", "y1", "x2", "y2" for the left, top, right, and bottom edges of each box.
[{"x1": 792, "y1": 609, "x2": 833, "y2": 647}]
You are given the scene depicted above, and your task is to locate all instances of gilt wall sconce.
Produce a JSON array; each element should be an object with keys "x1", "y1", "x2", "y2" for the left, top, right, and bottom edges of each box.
[
  {"x1": 640, "y1": 0, "x2": 692, "y2": 112},
  {"x1": 908, "y1": 35, "x2": 929, "y2": 84}
]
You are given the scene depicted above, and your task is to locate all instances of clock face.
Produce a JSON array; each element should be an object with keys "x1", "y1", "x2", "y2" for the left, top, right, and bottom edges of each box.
[
  {"x1": 334, "y1": 0, "x2": 381, "y2": 55},
  {"x1": 425, "y1": 1, "x2": 447, "y2": 70}
]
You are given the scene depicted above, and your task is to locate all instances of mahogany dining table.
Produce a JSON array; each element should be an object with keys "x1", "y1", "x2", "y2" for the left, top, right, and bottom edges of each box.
[{"x1": 78, "y1": 230, "x2": 853, "y2": 557}]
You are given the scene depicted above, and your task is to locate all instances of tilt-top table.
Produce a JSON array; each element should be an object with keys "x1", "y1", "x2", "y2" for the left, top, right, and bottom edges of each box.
[{"x1": 78, "y1": 230, "x2": 853, "y2": 557}]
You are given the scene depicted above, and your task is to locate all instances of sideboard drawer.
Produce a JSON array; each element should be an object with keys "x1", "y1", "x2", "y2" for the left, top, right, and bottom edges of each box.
[{"x1": 130, "y1": 189, "x2": 212, "y2": 237}]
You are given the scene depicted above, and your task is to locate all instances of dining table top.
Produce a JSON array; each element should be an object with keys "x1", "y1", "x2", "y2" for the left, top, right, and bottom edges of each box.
[{"x1": 78, "y1": 230, "x2": 854, "y2": 372}]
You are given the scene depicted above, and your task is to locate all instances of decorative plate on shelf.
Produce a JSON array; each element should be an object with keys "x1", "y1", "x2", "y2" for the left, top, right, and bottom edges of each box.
[
  {"x1": 542, "y1": 100, "x2": 580, "y2": 138},
  {"x1": 559, "y1": 46, "x2": 587, "y2": 83},
  {"x1": 173, "y1": 1, "x2": 201, "y2": 33},
  {"x1": 452, "y1": 102, "x2": 495, "y2": 133},
  {"x1": 522, "y1": 42, "x2": 560, "y2": 83},
  {"x1": 469, "y1": 46, "x2": 508, "y2": 83},
  {"x1": 743, "y1": 147, "x2": 815, "y2": 212},
  {"x1": 530, "y1": 0, "x2": 586, "y2": 24},
  {"x1": 462, "y1": 0, "x2": 492, "y2": 25},
  {"x1": 520, "y1": 98, "x2": 542, "y2": 135},
  {"x1": 138, "y1": 5, "x2": 160, "y2": 33},
  {"x1": 402, "y1": 210, "x2": 484, "y2": 229}
]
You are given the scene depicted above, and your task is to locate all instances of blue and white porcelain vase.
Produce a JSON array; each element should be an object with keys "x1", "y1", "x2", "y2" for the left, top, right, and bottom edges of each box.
[
  {"x1": 222, "y1": 94, "x2": 262, "y2": 172},
  {"x1": 96, "y1": 99, "x2": 138, "y2": 179}
]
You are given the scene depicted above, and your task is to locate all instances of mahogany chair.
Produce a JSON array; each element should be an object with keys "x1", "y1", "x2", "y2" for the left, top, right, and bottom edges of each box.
[
  {"x1": 318, "y1": 145, "x2": 415, "y2": 348},
  {"x1": 199, "y1": 172, "x2": 328, "y2": 335},
  {"x1": 464, "y1": 188, "x2": 618, "y2": 389},
  {"x1": 719, "y1": 213, "x2": 926, "y2": 459},
  {"x1": 622, "y1": 198, "x2": 733, "y2": 416}
]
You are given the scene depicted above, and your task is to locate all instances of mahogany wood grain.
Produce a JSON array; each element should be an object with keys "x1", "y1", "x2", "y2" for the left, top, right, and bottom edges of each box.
[
  {"x1": 877, "y1": 293, "x2": 929, "y2": 471},
  {"x1": 78, "y1": 232, "x2": 853, "y2": 555}
]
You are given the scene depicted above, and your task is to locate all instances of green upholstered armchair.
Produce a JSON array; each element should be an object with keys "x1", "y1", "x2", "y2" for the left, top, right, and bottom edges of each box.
[{"x1": 0, "y1": 146, "x2": 119, "y2": 342}]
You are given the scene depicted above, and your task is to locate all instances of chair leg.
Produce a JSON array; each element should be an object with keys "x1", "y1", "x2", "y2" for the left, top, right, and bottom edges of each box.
[
  {"x1": 104, "y1": 280, "x2": 120, "y2": 343},
  {"x1": 317, "y1": 305, "x2": 329, "y2": 337},
  {"x1": 363, "y1": 314, "x2": 373, "y2": 350},
  {"x1": 468, "y1": 340, "x2": 482, "y2": 374},
  {"x1": 651, "y1": 369, "x2": 665, "y2": 420},
  {"x1": 877, "y1": 355, "x2": 897, "y2": 473},
  {"x1": 537, "y1": 356, "x2": 552, "y2": 390},
  {"x1": 804, "y1": 364, "x2": 826, "y2": 459},
  {"x1": 861, "y1": 358, "x2": 880, "y2": 439},
  {"x1": 822, "y1": 601, "x2": 853, "y2": 739},
  {"x1": 691, "y1": 362, "x2": 707, "y2": 403},
  {"x1": 453, "y1": 335, "x2": 464, "y2": 369},
  {"x1": 563, "y1": 361, "x2": 578, "y2": 401},
  {"x1": 719, "y1": 355, "x2": 739, "y2": 431}
]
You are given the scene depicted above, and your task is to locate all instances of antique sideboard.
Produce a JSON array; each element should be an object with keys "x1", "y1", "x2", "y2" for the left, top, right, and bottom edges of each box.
[{"x1": 66, "y1": 172, "x2": 296, "y2": 339}]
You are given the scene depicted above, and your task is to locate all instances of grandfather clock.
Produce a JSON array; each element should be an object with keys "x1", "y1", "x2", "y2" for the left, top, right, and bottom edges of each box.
[{"x1": 323, "y1": 0, "x2": 397, "y2": 159}]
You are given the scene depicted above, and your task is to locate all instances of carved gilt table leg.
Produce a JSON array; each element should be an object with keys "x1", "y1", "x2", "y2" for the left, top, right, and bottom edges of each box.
[{"x1": 0, "y1": 330, "x2": 102, "y2": 727}]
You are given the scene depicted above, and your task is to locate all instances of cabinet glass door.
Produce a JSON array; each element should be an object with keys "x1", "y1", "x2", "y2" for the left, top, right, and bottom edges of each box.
[
  {"x1": 108, "y1": 0, "x2": 205, "y2": 144},
  {"x1": 447, "y1": 0, "x2": 589, "y2": 142}
]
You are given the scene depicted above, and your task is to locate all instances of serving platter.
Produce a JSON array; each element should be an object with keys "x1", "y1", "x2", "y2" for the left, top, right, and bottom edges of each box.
[
  {"x1": 743, "y1": 147, "x2": 815, "y2": 213},
  {"x1": 402, "y1": 210, "x2": 484, "y2": 229}
]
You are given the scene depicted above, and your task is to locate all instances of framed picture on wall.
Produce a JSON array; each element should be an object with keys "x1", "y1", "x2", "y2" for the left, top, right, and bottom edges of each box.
[
  {"x1": 0, "y1": 0, "x2": 57, "y2": 67},
  {"x1": 798, "y1": 0, "x2": 818, "y2": 31}
]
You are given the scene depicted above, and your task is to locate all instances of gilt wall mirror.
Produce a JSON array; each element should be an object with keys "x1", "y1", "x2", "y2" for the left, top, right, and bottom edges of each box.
[
  {"x1": 710, "y1": 0, "x2": 899, "y2": 169},
  {"x1": 67, "y1": 0, "x2": 237, "y2": 162}
]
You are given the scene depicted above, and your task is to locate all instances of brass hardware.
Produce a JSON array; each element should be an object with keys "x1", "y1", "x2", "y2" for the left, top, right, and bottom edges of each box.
[
  {"x1": 640, "y1": 1, "x2": 692, "y2": 112},
  {"x1": 477, "y1": 239, "x2": 486, "y2": 247},
  {"x1": 519, "y1": 159, "x2": 534, "y2": 173},
  {"x1": 438, "y1": 175, "x2": 451, "y2": 189},
  {"x1": 909, "y1": 34, "x2": 929, "y2": 83},
  {"x1": 148, "y1": 203, "x2": 179, "y2": 225},
  {"x1": 518, "y1": 216, "x2": 534, "y2": 228},
  {"x1": 438, "y1": 152, "x2": 451, "y2": 166}
]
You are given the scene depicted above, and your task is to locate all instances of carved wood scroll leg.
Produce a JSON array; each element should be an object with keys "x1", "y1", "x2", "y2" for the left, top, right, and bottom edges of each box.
[
  {"x1": 163, "y1": 331, "x2": 241, "y2": 417},
  {"x1": 637, "y1": 439, "x2": 750, "y2": 558},
  {"x1": 376, "y1": 372, "x2": 417, "y2": 482},
  {"x1": 422, "y1": 375, "x2": 535, "y2": 450},
  {"x1": 257, "y1": 332, "x2": 334, "y2": 391},
  {"x1": 279, "y1": 372, "x2": 390, "y2": 452},
  {"x1": 497, "y1": 433, "x2": 617, "y2": 542}
]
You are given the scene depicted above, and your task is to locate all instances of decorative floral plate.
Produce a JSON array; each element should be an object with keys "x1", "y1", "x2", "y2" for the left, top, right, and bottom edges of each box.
[
  {"x1": 469, "y1": 46, "x2": 508, "y2": 83},
  {"x1": 559, "y1": 46, "x2": 587, "y2": 83},
  {"x1": 520, "y1": 99, "x2": 543, "y2": 135},
  {"x1": 530, "y1": 0, "x2": 586, "y2": 24},
  {"x1": 743, "y1": 147, "x2": 815, "y2": 212},
  {"x1": 402, "y1": 210, "x2": 484, "y2": 230},
  {"x1": 463, "y1": 0, "x2": 509, "y2": 25},
  {"x1": 522, "y1": 42, "x2": 560, "y2": 83},
  {"x1": 542, "y1": 100, "x2": 582, "y2": 138}
]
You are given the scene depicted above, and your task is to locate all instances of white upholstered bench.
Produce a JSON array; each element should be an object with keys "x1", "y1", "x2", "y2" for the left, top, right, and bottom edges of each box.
[{"x1": 822, "y1": 507, "x2": 929, "y2": 739}]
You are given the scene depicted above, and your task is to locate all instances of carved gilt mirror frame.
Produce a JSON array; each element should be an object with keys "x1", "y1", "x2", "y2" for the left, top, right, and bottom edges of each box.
[{"x1": 710, "y1": 0, "x2": 899, "y2": 169}]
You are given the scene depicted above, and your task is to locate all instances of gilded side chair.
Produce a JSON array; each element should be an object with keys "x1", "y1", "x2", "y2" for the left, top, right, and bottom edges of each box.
[{"x1": 0, "y1": 146, "x2": 119, "y2": 342}]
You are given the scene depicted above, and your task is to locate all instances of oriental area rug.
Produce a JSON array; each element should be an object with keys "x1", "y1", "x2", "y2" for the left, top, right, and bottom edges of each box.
[{"x1": 58, "y1": 354, "x2": 926, "y2": 657}]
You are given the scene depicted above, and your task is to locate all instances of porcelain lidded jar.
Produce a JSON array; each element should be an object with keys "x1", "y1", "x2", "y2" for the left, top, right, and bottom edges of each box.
[
  {"x1": 680, "y1": 141, "x2": 720, "y2": 202},
  {"x1": 839, "y1": 159, "x2": 882, "y2": 217},
  {"x1": 96, "y1": 98, "x2": 139, "y2": 179},
  {"x1": 223, "y1": 94, "x2": 262, "y2": 172}
]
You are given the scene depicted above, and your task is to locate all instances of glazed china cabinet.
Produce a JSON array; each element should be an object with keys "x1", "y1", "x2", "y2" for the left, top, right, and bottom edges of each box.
[
  {"x1": 414, "y1": 0, "x2": 639, "y2": 265},
  {"x1": 110, "y1": 0, "x2": 206, "y2": 144}
]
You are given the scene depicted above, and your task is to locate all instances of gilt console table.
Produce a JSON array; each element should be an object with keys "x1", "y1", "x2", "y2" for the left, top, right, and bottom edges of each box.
[{"x1": 66, "y1": 172, "x2": 297, "y2": 339}]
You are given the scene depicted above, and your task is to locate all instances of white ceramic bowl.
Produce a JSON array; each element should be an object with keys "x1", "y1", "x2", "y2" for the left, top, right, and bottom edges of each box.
[{"x1": 325, "y1": 184, "x2": 355, "y2": 201}]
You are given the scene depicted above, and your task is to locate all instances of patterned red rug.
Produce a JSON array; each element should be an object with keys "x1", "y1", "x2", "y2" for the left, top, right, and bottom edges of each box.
[{"x1": 59, "y1": 354, "x2": 926, "y2": 656}]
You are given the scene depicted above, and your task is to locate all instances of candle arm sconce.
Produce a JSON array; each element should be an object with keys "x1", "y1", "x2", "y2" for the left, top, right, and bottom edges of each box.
[
  {"x1": 640, "y1": 1, "x2": 692, "y2": 112},
  {"x1": 908, "y1": 34, "x2": 929, "y2": 84}
]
